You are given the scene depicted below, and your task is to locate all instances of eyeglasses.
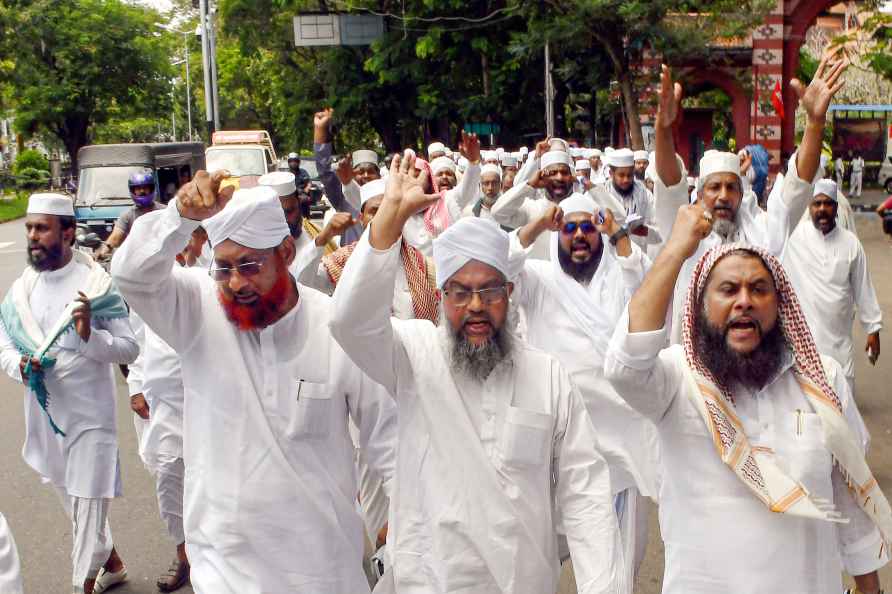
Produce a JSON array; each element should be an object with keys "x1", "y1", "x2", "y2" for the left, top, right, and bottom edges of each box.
[
  {"x1": 209, "y1": 255, "x2": 269, "y2": 282},
  {"x1": 443, "y1": 285, "x2": 508, "y2": 307},
  {"x1": 561, "y1": 221, "x2": 597, "y2": 235}
]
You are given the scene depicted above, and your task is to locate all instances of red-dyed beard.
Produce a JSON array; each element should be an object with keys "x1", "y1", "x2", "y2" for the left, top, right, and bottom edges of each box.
[{"x1": 218, "y1": 265, "x2": 292, "y2": 331}]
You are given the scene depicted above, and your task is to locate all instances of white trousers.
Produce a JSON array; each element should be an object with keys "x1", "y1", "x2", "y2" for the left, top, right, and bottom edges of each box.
[
  {"x1": 615, "y1": 487, "x2": 649, "y2": 591},
  {"x1": 850, "y1": 171, "x2": 863, "y2": 197},
  {"x1": 0, "y1": 513, "x2": 23, "y2": 594},
  {"x1": 54, "y1": 486, "x2": 113, "y2": 586},
  {"x1": 153, "y1": 455, "x2": 186, "y2": 545},
  {"x1": 835, "y1": 170, "x2": 844, "y2": 188}
]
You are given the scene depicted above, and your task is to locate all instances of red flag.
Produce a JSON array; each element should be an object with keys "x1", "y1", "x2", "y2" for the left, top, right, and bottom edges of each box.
[{"x1": 771, "y1": 81, "x2": 785, "y2": 120}]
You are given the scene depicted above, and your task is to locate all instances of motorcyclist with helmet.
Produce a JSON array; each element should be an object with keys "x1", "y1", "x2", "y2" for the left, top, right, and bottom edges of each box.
[{"x1": 95, "y1": 169, "x2": 163, "y2": 260}]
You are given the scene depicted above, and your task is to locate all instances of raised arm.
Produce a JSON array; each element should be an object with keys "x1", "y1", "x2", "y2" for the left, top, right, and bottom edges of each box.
[
  {"x1": 513, "y1": 137, "x2": 549, "y2": 186},
  {"x1": 490, "y1": 172, "x2": 541, "y2": 227},
  {"x1": 111, "y1": 170, "x2": 230, "y2": 353},
  {"x1": 330, "y1": 154, "x2": 441, "y2": 394},
  {"x1": 313, "y1": 108, "x2": 360, "y2": 219},
  {"x1": 651, "y1": 65, "x2": 690, "y2": 241}
]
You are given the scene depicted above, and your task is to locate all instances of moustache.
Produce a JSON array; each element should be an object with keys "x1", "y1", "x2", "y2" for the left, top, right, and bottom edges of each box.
[{"x1": 723, "y1": 315, "x2": 763, "y2": 336}]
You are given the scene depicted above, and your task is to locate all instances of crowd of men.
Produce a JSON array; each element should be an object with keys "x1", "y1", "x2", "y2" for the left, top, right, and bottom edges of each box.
[{"x1": 0, "y1": 47, "x2": 889, "y2": 594}]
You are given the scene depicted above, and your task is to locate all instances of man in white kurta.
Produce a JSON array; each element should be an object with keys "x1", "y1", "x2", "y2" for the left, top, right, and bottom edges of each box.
[
  {"x1": 851, "y1": 154, "x2": 864, "y2": 198},
  {"x1": 111, "y1": 176, "x2": 397, "y2": 594},
  {"x1": 510, "y1": 193, "x2": 656, "y2": 590},
  {"x1": 603, "y1": 206, "x2": 890, "y2": 593},
  {"x1": 0, "y1": 513, "x2": 23, "y2": 594},
  {"x1": 330, "y1": 155, "x2": 625, "y2": 594},
  {"x1": 603, "y1": 148, "x2": 658, "y2": 251},
  {"x1": 650, "y1": 62, "x2": 836, "y2": 343},
  {"x1": 0, "y1": 193, "x2": 138, "y2": 594},
  {"x1": 785, "y1": 179, "x2": 882, "y2": 392}
]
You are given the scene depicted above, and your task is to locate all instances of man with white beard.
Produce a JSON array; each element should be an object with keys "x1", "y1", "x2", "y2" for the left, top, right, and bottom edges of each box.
[
  {"x1": 651, "y1": 50, "x2": 844, "y2": 342},
  {"x1": 330, "y1": 153, "x2": 625, "y2": 594}
]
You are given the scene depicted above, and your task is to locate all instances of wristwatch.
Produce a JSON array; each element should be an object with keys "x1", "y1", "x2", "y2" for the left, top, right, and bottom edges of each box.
[{"x1": 608, "y1": 226, "x2": 629, "y2": 246}]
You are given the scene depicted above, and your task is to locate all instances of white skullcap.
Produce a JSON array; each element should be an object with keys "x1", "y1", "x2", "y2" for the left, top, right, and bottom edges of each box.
[
  {"x1": 511, "y1": 151, "x2": 522, "y2": 160},
  {"x1": 559, "y1": 192, "x2": 597, "y2": 216},
  {"x1": 27, "y1": 193, "x2": 74, "y2": 217},
  {"x1": 258, "y1": 171, "x2": 296, "y2": 197},
  {"x1": 427, "y1": 142, "x2": 446, "y2": 157},
  {"x1": 480, "y1": 164, "x2": 502, "y2": 179},
  {"x1": 540, "y1": 151, "x2": 574, "y2": 171},
  {"x1": 607, "y1": 148, "x2": 635, "y2": 168},
  {"x1": 813, "y1": 178, "x2": 838, "y2": 201},
  {"x1": 432, "y1": 218, "x2": 509, "y2": 289},
  {"x1": 549, "y1": 138, "x2": 569, "y2": 153},
  {"x1": 352, "y1": 149, "x2": 379, "y2": 168},
  {"x1": 699, "y1": 150, "x2": 740, "y2": 180},
  {"x1": 519, "y1": 146, "x2": 529, "y2": 155},
  {"x1": 605, "y1": 147, "x2": 615, "y2": 154},
  {"x1": 203, "y1": 186, "x2": 290, "y2": 249},
  {"x1": 495, "y1": 148, "x2": 505, "y2": 157},
  {"x1": 633, "y1": 150, "x2": 649, "y2": 162},
  {"x1": 287, "y1": 152, "x2": 299, "y2": 160},
  {"x1": 444, "y1": 148, "x2": 453, "y2": 157},
  {"x1": 431, "y1": 156, "x2": 456, "y2": 175},
  {"x1": 569, "y1": 147, "x2": 583, "y2": 158},
  {"x1": 360, "y1": 178, "x2": 386, "y2": 207},
  {"x1": 590, "y1": 149, "x2": 603, "y2": 158},
  {"x1": 457, "y1": 157, "x2": 470, "y2": 171},
  {"x1": 574, "y1": 159, "x2": 591, "y2": 171},
  {"x1": 500, "y1": 154, "x2": 517, "y2": 167},
  {"x1": 482, "y1": 150, "x2": 499, "y2": 162}
]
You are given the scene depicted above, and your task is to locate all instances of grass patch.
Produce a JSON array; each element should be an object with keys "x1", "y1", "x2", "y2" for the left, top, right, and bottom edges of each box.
[{"x1": 0, "y1": 193, "x2": 29, "y2": 223}]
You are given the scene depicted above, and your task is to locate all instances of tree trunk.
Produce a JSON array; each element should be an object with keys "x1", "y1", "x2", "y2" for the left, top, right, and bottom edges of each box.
[
  {"x1": 593, "y1": 31, "x2": 645, "y2": 150},
  {"x1": 57, "y1": 115, "x2": 90, "y2": 175}
]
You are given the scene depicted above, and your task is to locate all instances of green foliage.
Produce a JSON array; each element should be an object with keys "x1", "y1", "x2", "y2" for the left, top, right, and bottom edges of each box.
[
  {"x1": 0, "y1": 0, "x2": 175, "y2": 165},
  {"x1": 14, "y1": 167, "x2": 50, "y2": 190},
  {"x1": 0, "y1": 193, "x2": 29, "y2": 222},
  {"x1": 12, "y1": 149, "x2": 48, "y2": 175}
]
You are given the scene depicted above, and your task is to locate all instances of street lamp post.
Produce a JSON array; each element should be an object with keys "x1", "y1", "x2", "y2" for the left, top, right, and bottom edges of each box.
[{"x1": 157, "y1": 24, "x2": 194, "y2": 141}]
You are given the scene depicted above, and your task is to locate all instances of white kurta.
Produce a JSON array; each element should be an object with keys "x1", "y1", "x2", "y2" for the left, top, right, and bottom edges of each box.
[
  {"x1": 603, "y1": 179, "x2": 657, "y2": 250},
  {"x1": 784, "y1": 223, "x2": 882, "y2": 383},
  {"x1": 510, "y1": 234, "x2": 658, "y2": 498},
  {"x1": 111, "y1": 205, "x2": 398, "y2": 594},
  {"x1": 402, "y1": 163, "x2": 481, "y2": 256},
  {"x1": 0, "y1": 513, "x2": 23, "y2": 594},
  {"x1": 604, "y1": 312, "x2": 888, "y2": 593},
  {"x1": 0, "y1": 258, "x2": 137, "y2": 499},
  {"x1": 330, "y1": 232, "x2": 626, "y2": 594},
  {"x1": 127, "y1": 312, "x2": 184, "y2": 463},
  {"x1": 652, "y1": 154, "x2": 814, "y2": 343}
]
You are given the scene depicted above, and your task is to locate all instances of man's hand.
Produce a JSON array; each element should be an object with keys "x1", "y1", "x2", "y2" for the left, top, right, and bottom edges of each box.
[
  {"x1": 790, "y1": 47, "x2": 847, "y2": 125},
  {"x1": 656, "y1": 64, "x2": 683, "y2": 130},
  {"x1": 19, "y1": 355, "x2": 40, "y2": 382},
  {"x1": 527, "y1": 169, "x2": 546, "y2": 190},
  {"x1": 866, "y1": 332, "x2": 880, "y2": 365},
  {"x1": 176, "y1": 170, "x2": 235, "y2": 221},
  {"x1": 739, "y1": 150, "x2": 753, "y2": 176},
  {"x1": 580, "y1": 176, "x2": 594, "y2": 192},
  {"x1": 335, "y1": 156, "x2": 354, "y2": 186},
  {"x1": 518, "y1": 204, "x2": 562, "y2": 248},
  {"x1": 534, "y1": 137, "x2": 552, "y2": 158},
  {"x1": 73, "y1": 291, "x2": 92, "y2": 342},
  {"x1": 594, "y1": 208, "x2": 620, "y2": 236},
  {"x1": 130, "y1": 393, "x2": 150, "y2": 420},
  {"x1": 459, "y1": 131, "x2": 481, "y2": 164},
  {"x1": 369, "y1": 152, "x2": 441, "y2": 250},
  {"x1": 316, "y1": 212, "x2": 356, "y2": 246},
  {"x1": 313, "y1": 108, "x2": 334, "y2": 144},
  {"x1": 665, "y1": 204, "x2": 713, "y2": 260}
]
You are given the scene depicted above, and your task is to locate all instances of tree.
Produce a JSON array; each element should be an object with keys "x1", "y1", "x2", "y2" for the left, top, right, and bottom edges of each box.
[{"x1": 0, "y1": 0, "x2": 175, "y2": 169}]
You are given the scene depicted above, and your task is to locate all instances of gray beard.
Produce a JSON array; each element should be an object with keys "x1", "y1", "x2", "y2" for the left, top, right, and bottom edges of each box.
[
  {"x1": 441, "y1": 309, "x2": 513, "y2": 382},
  {"x1": 713, "y1": 217, "x2": 738, "y2": 240}
]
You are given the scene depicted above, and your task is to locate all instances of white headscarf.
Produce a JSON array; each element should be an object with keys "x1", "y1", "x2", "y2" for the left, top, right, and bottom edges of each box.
[
  {"x1": 432, "y1": 218, "x2": 509, "y2": 289},
  {"x1": 203, "y1": 186, "x2": 290, "y2": 249}
]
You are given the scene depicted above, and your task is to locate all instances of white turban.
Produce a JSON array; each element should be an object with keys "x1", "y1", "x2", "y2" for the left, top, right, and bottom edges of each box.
[
  {"x1": 540, "y1": 151, "x2": 574, "y2": 172},
  {"x1": 432, "y1": 218, "x2": 509, "y2": 289},
  {"x1": 27, "y1": 193, "x2": 74, "y2": 217},
  {"x1": 360, "y1": 178, "x2": 387, "y2": 207},
  {"x1": 203, "y1": 186, "x2": 290, "y2": 249},
  {"x1": 559, "y1": 193, "x2": 597, "y2": 216},
  {"x1": 431, "y1": 156, "x2": 456, "y2": 175},
  {"x1": 352, "y1": 149, "x2": 379, "y2": 168},
  {"x1": 699, "y1": 150, "x2": 740, "y2": 180},
  {"x1": 258, "y1": 171, "x2": 296, "y2": 197},
  {"x1": 427, "y1": 142, "x2": 446, "y2": 158},
  {"x1": 574, "y1": 159, "x2": 591, "y2": 171},
  {"x1": 480, "y1": 164, "x2": 502, "y2": 179},
  {"x1": 590, "y1": 149, "x2": 603, "y2": 158},
  {"x1": 607, "y1": 148, "x2": 634, "y2": 168},
  {"x1": 813, "y1": 178, "x2": 838, "y2": 201},
  {"x1": 633, "y1": 150, "x2": 649, "y2": 162}
]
